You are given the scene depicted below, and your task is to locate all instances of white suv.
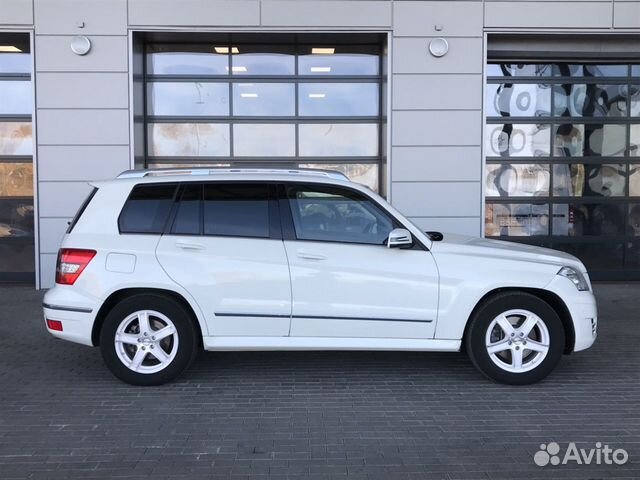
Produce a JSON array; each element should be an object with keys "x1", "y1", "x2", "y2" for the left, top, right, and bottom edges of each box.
[{"x1": 43, "y1": 168, "x2": 597, "y2": 386}]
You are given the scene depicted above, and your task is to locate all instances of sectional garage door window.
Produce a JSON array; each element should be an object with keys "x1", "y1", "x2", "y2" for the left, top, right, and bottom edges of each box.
[
  {"x1": 485, "y1": 62, "x2": 640, "y2": 279},
  {"x1": 0, "y1": 34, "x2": 33, "y2": 283},
  {"x1": 143, "y1": 39, "x2": 384, "y2": 193}
]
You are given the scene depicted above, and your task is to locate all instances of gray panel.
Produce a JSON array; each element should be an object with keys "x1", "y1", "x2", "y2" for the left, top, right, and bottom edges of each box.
[
  {"x1": 37, "y1": 109, "x2": 130, "y2": 145},
  {"x1": 392, "y1": 74, "x2": 482, "y2": 111},
  {"x1": 37, "y1": 145, "x2": 130, "y2": 181},
  {"x1": 36, "y1": 73, "x2": 128, "y2": 109},
  {"x1": 391, "y1": 110, "x2": 482, "y2": 146},
  {"x1": 39, "y1": 253, "x2": 57, "y2": 288},
  {"x1": 34, "y1": 0, "x2": 126, "y2": 34},
  {"x1": 407, "y1": 216, "x2": 481, "y2": 236},
  {"x1": 262, "y1": 0, "x2": 391, "y2": 27},
  {"x1": 392, "y1": 181, "x2": 481, "y2": 217},
  {"x1": 39, "y1": 217, "x2": 70, "y2": 254},
  {"x1": 393, "y1": 37, "x2": 483, "y2": 74},
  {"x1": 38, "y1": 181, "x2": 94, "y2": 217},
  {"x1": 392, "y1": 146, "x2": 481, "y2": 182},
  {"x1": 614, "y1": 2, "x2": 640, "y2": 28},
  {"x1": 128, "y1": 0, "x2": 260, "y2": 26},
  {"x1": 35, "y1": 35, "x2": 128, "y2": 72},
  {"x1": 393, "y1": 1, "x2": 483, "y2": 37},
  {"x1": 0, "y1": 0, "x2": 33, "y2": 25},
  {"x1": 485, "y1": 2, "x2": 613, "y2": 29}
]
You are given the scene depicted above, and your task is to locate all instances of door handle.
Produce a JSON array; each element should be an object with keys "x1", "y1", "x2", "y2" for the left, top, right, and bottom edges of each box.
[
  {"x1": 175, "y1": 241, "x2": 205, "y2": 250},
  {"x1": 297, "y1": 250, "x2": 326, "y2": 260}
]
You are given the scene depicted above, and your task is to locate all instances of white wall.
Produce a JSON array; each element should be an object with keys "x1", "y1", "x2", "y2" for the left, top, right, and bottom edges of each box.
[{"x1": 32, "y1": 0, "x2": 130, "y2": 286}]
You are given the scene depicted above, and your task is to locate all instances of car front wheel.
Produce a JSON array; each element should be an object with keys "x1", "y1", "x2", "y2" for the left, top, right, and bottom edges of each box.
[
  {"x1": 99, "y1": 294, "x2": 198, "y2": 386},
  {"x1": 465, "y1": 292, "x2": 565, "y2": 385}
]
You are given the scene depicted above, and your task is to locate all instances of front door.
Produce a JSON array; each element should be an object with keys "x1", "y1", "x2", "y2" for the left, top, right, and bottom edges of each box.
[
  {"x1": 156, "y1": 182, "x2": 291, "y2": 336},
  {"x1": 281, "y1": 183, "x2": 439, "y2": 339}
]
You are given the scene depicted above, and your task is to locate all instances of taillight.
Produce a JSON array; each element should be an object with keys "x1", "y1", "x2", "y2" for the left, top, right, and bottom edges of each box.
[
  {"x1": 46, "y1": 319, "x2": 63, "y2": 331},
  {"x1": 55, "y1": 248, "x2": 96, "y2": 285}
]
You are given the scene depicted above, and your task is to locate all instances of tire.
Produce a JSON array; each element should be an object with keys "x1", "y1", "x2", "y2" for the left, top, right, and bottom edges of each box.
[
  {"x1": 465, "y1": 292, "x2": 565, "y2": 385},
  {"x1": 99, "y1": 293, "x2": 198, "y2": 386}
]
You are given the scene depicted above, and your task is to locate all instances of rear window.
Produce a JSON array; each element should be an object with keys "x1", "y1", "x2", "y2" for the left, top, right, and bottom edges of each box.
[
  {"x1": 119, "y1": 183, "x2": 177, "y2": 234},
  {"x1": 203, "y1": 183, "x2": 269, "y2": 238},
  {"x1": 66, "y1": 187, "x2": 98, "y2": 234}
]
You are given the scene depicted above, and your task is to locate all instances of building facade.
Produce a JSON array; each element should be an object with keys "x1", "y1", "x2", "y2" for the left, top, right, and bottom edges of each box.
[{"x1": 0, "y1": 0, "x2": 639, "y2": 288}]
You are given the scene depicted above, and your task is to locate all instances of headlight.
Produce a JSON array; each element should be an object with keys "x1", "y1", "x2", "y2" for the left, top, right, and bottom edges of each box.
[{"x1": 558, "y1": 266, "x2": 589, "y2": 291}]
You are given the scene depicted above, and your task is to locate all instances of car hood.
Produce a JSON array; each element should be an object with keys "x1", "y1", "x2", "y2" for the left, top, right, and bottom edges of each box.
[{"x1": 429, "y1": 234, "x2": 586, "y2": 273}]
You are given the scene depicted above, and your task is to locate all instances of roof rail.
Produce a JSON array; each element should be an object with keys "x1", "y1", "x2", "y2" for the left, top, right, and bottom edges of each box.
[{"x1": 117, "y1": 168, "x2": 350, "y2": 181}]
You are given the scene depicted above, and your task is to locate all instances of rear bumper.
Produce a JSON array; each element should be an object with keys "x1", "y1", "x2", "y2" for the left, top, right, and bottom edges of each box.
[{"x1": 42, "y1": 286, "x2": 99, "y2": 347}]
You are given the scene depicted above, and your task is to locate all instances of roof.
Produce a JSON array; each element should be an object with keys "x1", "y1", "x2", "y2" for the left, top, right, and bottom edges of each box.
[{"x1": 116, "y1": 168, "x2": 351, "y2": 183}]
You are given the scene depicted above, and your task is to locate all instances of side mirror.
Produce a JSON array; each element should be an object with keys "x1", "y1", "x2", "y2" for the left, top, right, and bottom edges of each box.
[{"x1": 387, "y1": 228, "x2": 413, "y2": 249}]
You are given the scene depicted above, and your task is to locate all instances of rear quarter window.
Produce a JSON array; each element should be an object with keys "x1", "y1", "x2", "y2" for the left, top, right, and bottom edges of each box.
[{"x1": 118, "y1": 183, "x2": 177, "y2": 234}]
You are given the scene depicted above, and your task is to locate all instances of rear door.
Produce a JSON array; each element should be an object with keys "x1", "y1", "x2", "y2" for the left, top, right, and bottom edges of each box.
[{"x1": 156, "y1": 182, "x2": 292, "y2": 336}]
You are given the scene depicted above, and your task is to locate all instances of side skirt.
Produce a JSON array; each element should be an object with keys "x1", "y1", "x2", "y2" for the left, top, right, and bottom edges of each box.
[{"x1": 203, "y1": 336, "x2": 461, "y2": 352}]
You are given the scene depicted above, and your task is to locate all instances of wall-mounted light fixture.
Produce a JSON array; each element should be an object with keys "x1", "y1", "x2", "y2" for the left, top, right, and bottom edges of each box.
[
  {"x1": 428, "y1": 38, "x2": 449, "y2": 58},
  {"x1": 70, "y1": 36, "x2": 91, "y2": 56}
]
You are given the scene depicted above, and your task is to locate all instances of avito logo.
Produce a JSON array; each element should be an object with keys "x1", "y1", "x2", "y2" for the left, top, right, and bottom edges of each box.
[{"x1": 534, "y1": 442, "x2": 629, "y2": 467}]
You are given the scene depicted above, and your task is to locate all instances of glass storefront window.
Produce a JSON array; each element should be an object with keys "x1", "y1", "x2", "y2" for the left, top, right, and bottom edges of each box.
[
  {"x1": 0, "y1": 163, "x2": 33, "y2": 197},
  {"x1": 485, "y1": 84, "x2": 551, "y2": 118},
  {"x1": 298, "y1": 163, "x2": 379, "y2": 191},
  {"x1": 485, "y1": 203, "x2": 549, "y2": 237},
  {"x1": 299, "y1": 83, "x2": 379, "y2": 117},
  {"x1": 485, "y1": 124, "x2": 550, "y2": 158},
  {"x1": 486, "y1": 64, "x2": 552, "y2": 77},
  {"x1": 147, "y1": 123, "x2": 230, "y2": 157},
  {"x1": 144, "y1": 38, "x2": 384, "y2": 192},
  {"x1": 232, "y1": 83, "x2": 295, "y2": 116},
  {"x1": 485, "y1": 164, "x2": 549, "y2": 197},
  {"x1": 146, "y1": 44, "x2": 228, "y2": 75},
  {"x1": 0, "y1": 34, "x2": 33, "y2": 282},
  {"x1": 631, "y1": 125, "x2": 640, "y2": 157},
  {"x1": 553, "y1": 84, "x2": 628, "y2": 117},
  {"x1": 553, "y1": 163, "x2": 626, "y2": 197},
  {"x1": 552, "y1": 203, "x2": 625, "y2": 236},
  {"x1": 0, "y1": 51, "x2": 31, "y2": 75},
  {"x1": 631, "y1": 86, "x2": 640, "y2": 116},
  {"x1": 0, "y1": 122, "x2": 32, "y2": 156},
  {"x1": 553, "y1": 124, "x2": 626, "y2": 157},
  {"x1": 147, "y1": 82, "x2": 229, "y2": 116},
  {"x1": 552, "y1": 64, "x2": 628, "y2": 77},
  {"x1": 298, "y1": 45, "x2": 379, "y2": 76},
  {"x1": 0, "y1": 81, "x2": 32, "y2": 115},
  {"x1": 299, "y1": 124, "x2": 378, "y2": 157},
  {"x1": 486, "y1": 61, "x2": 640, "y2": 278},
  {"x1": 230, "y1": 45, "x2": 295, "y2": 75},
  {"x1": 233, "y1": 124, "x2": 295, "y2": 157}
]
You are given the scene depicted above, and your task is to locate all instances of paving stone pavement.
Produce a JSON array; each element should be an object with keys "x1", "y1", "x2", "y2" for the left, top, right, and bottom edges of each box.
[{"x1": 0, "y1": 284, "x2": 639, "y2": 480}]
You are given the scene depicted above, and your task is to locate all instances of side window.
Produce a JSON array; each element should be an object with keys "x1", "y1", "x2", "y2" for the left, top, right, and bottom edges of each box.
[
  {"x1": 171, "y1": 184, "x2": 202, "y2": 235},
  {"x1": 118, "y1": 183, "x2": 176, "y2": 234},
  {"x1": 203, "y1": 183, "x2": 270, "y2": 238},
  {"x1": 286, "y1": 185, "x2": 395, "y2": 245}
]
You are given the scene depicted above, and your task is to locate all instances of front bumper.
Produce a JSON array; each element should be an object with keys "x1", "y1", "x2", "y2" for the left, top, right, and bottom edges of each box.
[{"x1": 545, "y1": 274, "x2": 597, "y2": 352}]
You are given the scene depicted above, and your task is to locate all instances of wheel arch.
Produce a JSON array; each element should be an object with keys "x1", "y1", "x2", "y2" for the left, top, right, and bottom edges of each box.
[
  {"x1": 462, "y1": 287, "x2": 575, "y2": 354},
  {"x1": 91, "y1": 287, "x2": 205, "y2": 348}
]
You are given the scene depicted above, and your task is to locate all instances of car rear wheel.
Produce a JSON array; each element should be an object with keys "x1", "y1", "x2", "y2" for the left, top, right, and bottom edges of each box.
[
  {"x1": 465, "y1": 292, "x2": 565, "y2": 385},
  {"x1": 99, "y1": 294, "x2": 197, "y2": 386}
]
